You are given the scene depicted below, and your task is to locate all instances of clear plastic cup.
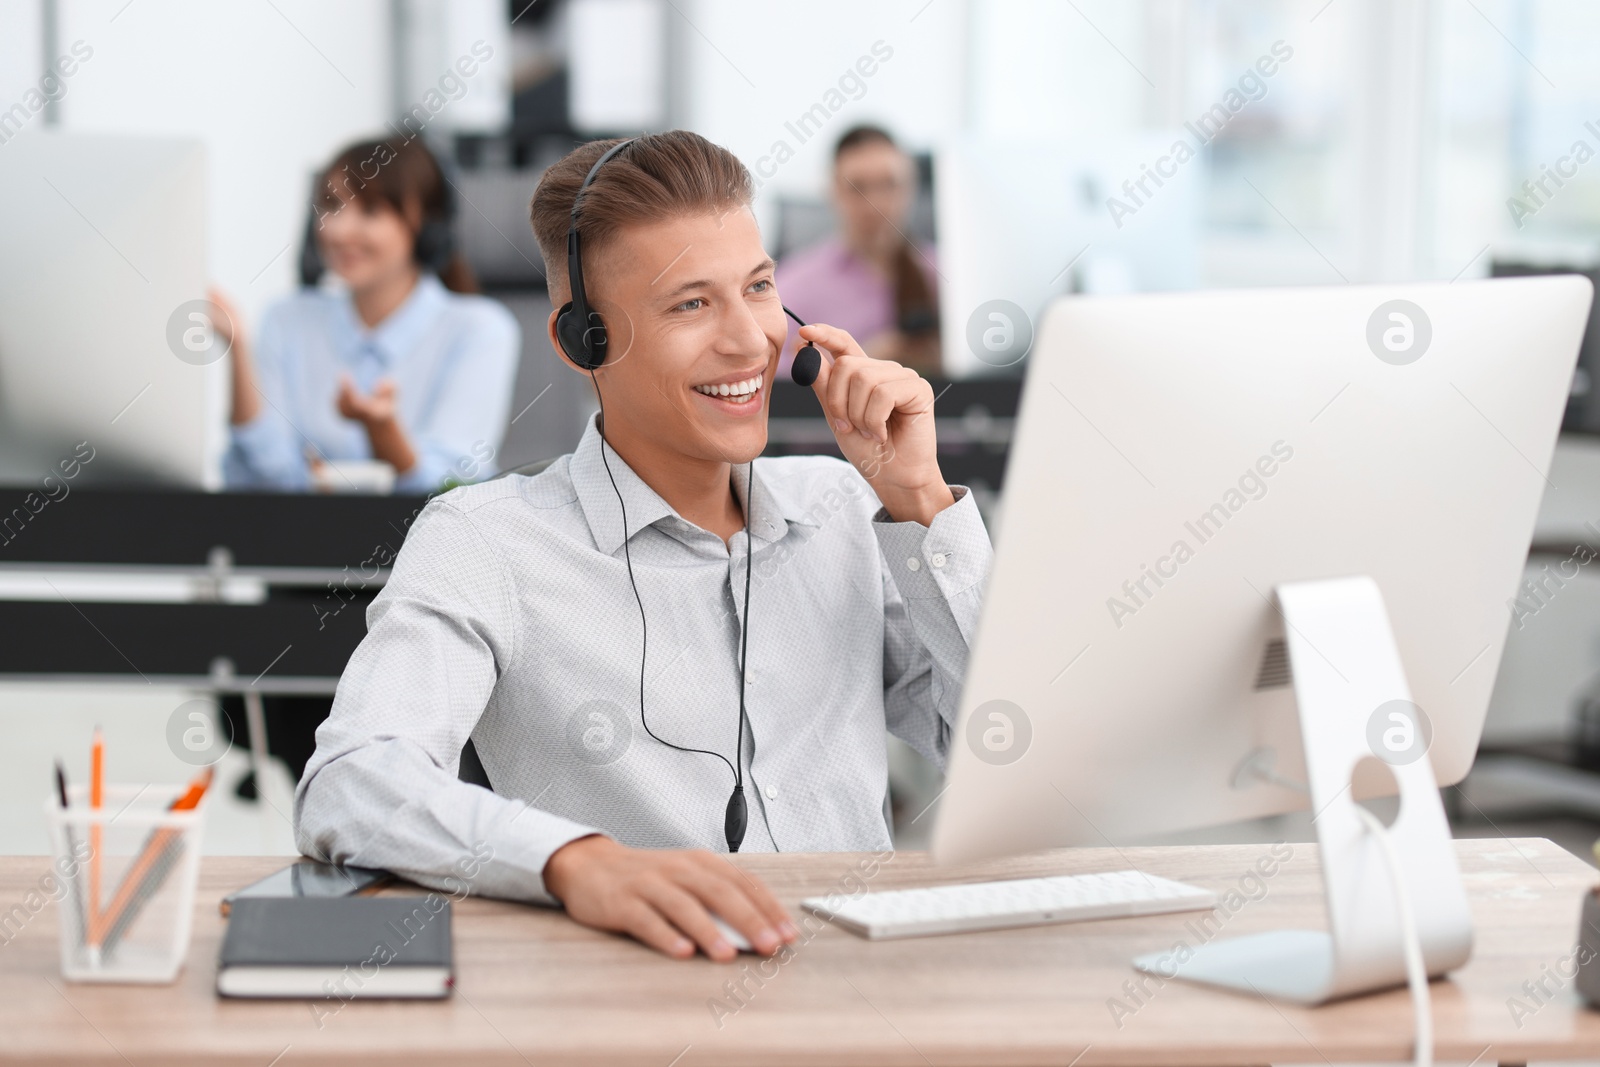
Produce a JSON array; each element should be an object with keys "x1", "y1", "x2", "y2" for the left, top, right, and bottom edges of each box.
[{"x1": 44, "y1": 783, "x2": 206, "y2": 983}]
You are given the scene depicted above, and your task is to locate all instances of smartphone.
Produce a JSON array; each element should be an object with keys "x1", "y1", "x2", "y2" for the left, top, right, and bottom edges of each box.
[{"x1": 220, "y1": 860, "x2": 391, "y2": 916}]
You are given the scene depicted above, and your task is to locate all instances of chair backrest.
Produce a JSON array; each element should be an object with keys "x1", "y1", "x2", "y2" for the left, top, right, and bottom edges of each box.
[{"x1": 458, "y1": 737, "x2": 494, "y2": 791}]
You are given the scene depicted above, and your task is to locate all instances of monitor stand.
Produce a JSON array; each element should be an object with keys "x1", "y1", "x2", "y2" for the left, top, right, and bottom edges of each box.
[{"x1": 1132, "y1": 575, "x2": 1474, "y2": 1005}]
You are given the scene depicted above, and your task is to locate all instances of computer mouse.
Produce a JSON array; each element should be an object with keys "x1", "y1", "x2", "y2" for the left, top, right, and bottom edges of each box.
[{"x1": 710, "y1": 915, "x2": 753, "y2": 953}]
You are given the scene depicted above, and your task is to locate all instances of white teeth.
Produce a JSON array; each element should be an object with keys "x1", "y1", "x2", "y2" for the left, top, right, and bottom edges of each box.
[{"x1": 693, "y1": 374, "x2": 763, "y2": 400}]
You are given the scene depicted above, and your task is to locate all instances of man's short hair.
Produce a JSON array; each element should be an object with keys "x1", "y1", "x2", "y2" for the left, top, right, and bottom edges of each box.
[
  {"x1": 833, "y1": 123, "x2": 897, "y2": 161},
  {"x1": 528, "y1": 130, "x2": 753, "y2": 302}
]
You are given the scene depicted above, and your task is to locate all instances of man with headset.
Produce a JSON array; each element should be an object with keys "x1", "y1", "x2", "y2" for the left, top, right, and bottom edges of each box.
[{"x1": 294, "y1": 130, "x2": 992, "y2": 963}]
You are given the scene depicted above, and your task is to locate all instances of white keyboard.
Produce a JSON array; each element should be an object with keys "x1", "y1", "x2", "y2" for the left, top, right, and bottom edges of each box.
[{"x1": 801, "y1": 870, "x2": 1216, "y2": 940}]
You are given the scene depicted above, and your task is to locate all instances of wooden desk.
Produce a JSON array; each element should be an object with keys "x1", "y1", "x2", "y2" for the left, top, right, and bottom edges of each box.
[{"x1": 3, "y1": 839, "x2": 1598, "y2": 1065}]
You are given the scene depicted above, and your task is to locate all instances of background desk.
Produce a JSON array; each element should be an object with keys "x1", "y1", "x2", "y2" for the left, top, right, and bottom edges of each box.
[{"x1": 3, "y1": 840, "x2": 1598, "y2": 1065}]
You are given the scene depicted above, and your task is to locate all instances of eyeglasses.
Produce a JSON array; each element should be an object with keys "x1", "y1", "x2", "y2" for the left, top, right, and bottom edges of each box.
[{"x1": 839, "y1": 175, "x2": 909, "y2": 199}]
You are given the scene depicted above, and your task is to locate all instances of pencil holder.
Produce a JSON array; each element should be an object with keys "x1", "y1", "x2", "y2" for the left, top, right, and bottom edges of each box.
[{"x1": 44, "y1": 783, "x2": 207, "y2": 983}]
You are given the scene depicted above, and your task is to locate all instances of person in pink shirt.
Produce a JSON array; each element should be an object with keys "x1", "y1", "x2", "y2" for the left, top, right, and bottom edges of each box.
[{"x1": 776, "y1": 125, "x2": 941, "y2": 376}]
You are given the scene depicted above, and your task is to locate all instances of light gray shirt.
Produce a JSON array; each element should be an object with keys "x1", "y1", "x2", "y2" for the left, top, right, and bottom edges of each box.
[{"x1": 294, "y1": 411, "x2": 993, "y2": 905}]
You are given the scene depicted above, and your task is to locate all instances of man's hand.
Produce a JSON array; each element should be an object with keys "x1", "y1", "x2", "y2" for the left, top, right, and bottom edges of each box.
[
  {"x1": 799, "y1": 323, "x2": 956, "y2": 526},
  {"x1": 543, "y1": 836, "x2": 799, "y2": 962}
]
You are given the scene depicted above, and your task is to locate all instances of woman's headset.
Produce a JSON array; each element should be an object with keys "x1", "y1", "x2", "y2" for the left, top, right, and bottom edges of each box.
[{"x1": 297, "y1": 154, "x2": 460, "y2": 287}]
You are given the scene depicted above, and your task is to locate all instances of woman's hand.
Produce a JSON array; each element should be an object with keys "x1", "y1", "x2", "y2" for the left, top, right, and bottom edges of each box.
[
  {"x1": 210, "y1": 287, "x2": 261, "y2": 426},
  {"x1": 337, "y1": 374, "x2": 400, "y2": 425},
  {"x1": 799, "y1": 322, "x2": 955, "y2": 526},
  {"x1": 207, "y1": 287, "x2": 243, "y2": 353},
  {"x1": 337, "y1": 374, "x2": 418, "y2": 475},
  {"x1": 543, "y1": 835, "x2": 799, "y2": 962}
]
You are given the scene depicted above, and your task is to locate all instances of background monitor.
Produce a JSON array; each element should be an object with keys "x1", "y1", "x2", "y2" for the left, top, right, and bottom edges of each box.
[
  {"x1": 934, "y1": 132, "x2": 1200, "y2": 379},
  {"x1": 0, "y1": 133, "x2": 224, "y2": 489},
  {"x1": 933, "y1": 276, "x2": 1591, "y2": 864},
  {"x1": 1490, "y1": 259, "x2": 1600, "y2": 434}
]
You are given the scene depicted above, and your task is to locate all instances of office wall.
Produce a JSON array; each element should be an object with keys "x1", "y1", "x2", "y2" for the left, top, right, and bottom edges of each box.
[
  {"x1": 965, "y1": 0, "x2": 1148, "y2": 138},
  {"x1": 0, "y1": 3, "x2": 44, "y2": 108},
  {"x1": 658, "y1": 0, "x2": 1431, "y2": 289},
  {"x1": 664, "y1": 0, "x2": 969, "y2": 236}
]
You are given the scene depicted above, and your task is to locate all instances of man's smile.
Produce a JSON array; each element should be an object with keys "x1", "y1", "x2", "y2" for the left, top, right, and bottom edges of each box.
[{"x1": 691, "y1": 369, "x2": 765, "y2": 406}]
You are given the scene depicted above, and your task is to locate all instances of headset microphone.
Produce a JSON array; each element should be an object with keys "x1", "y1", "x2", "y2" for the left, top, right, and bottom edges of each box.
[{"x1": 783, "y1": 305, "x2": 823, "y2": 387}]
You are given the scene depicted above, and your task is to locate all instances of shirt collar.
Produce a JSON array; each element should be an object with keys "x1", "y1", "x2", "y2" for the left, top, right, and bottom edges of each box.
[
  {"x1": 333, "y1": 272, "x2": 450, "y2": 366},
  {"x1": 568, "y1": 411, "x2": 819, "y2": 557}
]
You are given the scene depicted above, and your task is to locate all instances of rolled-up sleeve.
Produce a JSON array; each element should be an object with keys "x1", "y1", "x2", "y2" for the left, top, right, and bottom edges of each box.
[
  {"x1": 293, "y1": 496, "x2": 604, "y2": 905},
  {"x1": 393, "y1": 302, "x2": 521, "y2": 495},
  {"x1": 871, "y1": 485, "x2": 992, "y2": 770}
]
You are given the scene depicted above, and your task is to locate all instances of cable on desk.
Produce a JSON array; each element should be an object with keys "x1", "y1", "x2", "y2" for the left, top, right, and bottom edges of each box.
[{"x1": 1352, "y1": 805, "x2": 1432, "y2": 1067}]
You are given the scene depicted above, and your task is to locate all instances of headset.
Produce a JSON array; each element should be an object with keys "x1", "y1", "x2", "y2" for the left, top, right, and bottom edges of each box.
[
  {"x1": 297, "y1": 149, "x2": 460, "y2": 288},
  {"x1": 555, "y1": 139, "x2": 825, "y2": 387},
  {"x1": 413, "y1": 200, "x2": 457, "y2": 274}
]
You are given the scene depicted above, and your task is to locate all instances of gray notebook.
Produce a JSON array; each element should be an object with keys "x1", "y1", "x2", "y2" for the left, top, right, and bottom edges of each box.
[{"x1": 217, "y1": 896, "x2": 453, "y2": 999}]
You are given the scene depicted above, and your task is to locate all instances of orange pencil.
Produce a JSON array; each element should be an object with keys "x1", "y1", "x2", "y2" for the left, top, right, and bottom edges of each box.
[
  {"x1": 169, "y1": 766, "x2": 213, "y2": 812},
  {"x1": 97, "y1": 767, "x2": 213, "y2": 943},
  {"x1": 88, "y1": 727, "x2": 103, "y2": 954}
]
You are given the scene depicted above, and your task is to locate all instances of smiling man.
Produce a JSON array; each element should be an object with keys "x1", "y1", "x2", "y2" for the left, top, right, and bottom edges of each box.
[{"x1": 294, "y1": 130, "x2": 992, "y2": 963}]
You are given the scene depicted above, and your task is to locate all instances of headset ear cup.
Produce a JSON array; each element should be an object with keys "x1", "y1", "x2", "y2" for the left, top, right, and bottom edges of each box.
[
  {"x1": 556, "y1": 302, "x2": 608, "y2": 370},
  {"x1": 555, "y1": 301, "x2": 586, "y2": 366},
  {"x1": 414, "y1": 218, "x2": 454, "y2": 273},
  {"x1": 299, "y1": 207, "x2": 325, "y2": 288},
  {"x1": 418, "y1": 150, "x2": 460, "y2": 274}
]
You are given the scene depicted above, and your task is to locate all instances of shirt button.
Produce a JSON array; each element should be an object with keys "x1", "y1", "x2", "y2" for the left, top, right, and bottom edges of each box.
[
  {"x1": 765, "y1": 784, "x2": 777, "y2": 800},
  {"x1": 931, "y1": 552, "x2": 947, "y2": 568},
  {"x1": 906, "y1": 557, "x2": 921, "y2": 572}
]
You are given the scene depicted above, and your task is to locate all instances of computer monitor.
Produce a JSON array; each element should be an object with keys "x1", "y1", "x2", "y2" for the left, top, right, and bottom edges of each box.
[
  {"x1": 0, "y1": 133, "x2": 224, "y2": 488},
  {"x1": 932, "y1": 277, "x2": 1591, "y2": 1001},
  {"x1": 933, "y1": 133, "x2": 1200, "y2": 379}
]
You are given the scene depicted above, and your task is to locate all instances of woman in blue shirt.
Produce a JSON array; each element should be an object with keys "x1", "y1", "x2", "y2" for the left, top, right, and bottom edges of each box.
[{"x1": 219, "y1": 136, "x2": 520, "y2": 494}]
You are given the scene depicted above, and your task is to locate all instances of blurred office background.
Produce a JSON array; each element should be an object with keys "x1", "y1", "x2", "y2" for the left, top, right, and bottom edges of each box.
[{"x1": 4, "y1": 0, "x2": 1600, "y2": 860}]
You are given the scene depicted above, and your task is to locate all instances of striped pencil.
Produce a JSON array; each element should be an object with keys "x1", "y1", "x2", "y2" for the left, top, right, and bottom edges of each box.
[{"x1": 97, "y1": 768, "x2": 211, "y2": 957}]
